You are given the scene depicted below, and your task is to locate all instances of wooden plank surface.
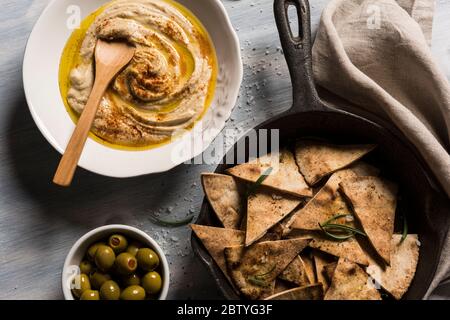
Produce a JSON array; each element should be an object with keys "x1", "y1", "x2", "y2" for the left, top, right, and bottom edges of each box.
[{"x1": 0, "y1": 0, "x2": 448, "y2": 299}]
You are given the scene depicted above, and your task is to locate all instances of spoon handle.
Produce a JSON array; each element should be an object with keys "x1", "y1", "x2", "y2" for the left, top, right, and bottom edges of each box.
[{"x1": 53, "y1": 74, "x2": 110, "y2": 186}]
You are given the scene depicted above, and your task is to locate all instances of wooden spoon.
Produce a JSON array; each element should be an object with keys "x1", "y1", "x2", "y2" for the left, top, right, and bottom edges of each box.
[{"x1": 53, "y1": 40, "x2": 135, "y2": 186}]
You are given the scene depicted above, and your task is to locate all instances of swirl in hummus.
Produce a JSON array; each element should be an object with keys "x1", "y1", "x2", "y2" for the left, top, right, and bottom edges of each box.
[{"x1": 60, "y1": 0, "x2": 217, "y2": 148}]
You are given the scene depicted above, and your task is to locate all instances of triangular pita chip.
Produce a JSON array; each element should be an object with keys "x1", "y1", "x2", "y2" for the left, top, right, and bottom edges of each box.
[
  {"x1": 190, "y1": 224, "x2": 244, "y2": 284},
  {"x1": 201, "y1": 173, "x2": 243, "y2": 229},
  {"x1": 227, "y1": 149, "x2": 312, "y2": 197},
  {"x1": 313, "y1": 251, "x2": 336, "y2": 292},
  {"x1": 265, "y1": 284, "x2": 324, "y2": 300},
  {"x1": 224, "y1": 245, "x2": 277, "y2": 300},
  {"x1": 309, "y1": 236, "x2": 369, "y2": 265},
  {"x1": 224, "y1": 238, "x2": 311, "y2": 299},
  {"x1": 324, "y1": 258, "x2": 382, "y2": 300},
  {"x1": 289, "y1": 163, "x2": 377, "y2": 230},
  {"x1": 366, "y1": 234, "x2": 419, "y2": 300},
  {"x1": 246, "y1": 188, "x2": 301, "y2": 246},
  {"x1": 279, "y1": 256, "x2": 311, "y2": 286},
  {"x1": 294, "y1": 140, "x2": 376, "y2": 185},
  {"x1": 340, "y1": 176, "x2": 398, "y2": 264}
]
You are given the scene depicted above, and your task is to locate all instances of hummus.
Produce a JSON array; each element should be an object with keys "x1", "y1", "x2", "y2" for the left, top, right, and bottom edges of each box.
[{"x1": 62, "y1": 0, "x2": 217, "y2": 148}]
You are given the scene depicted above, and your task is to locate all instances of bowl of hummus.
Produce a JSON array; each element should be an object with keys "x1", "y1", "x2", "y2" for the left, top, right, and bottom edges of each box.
[{"x1": 23, "y1": 0, "x2": 242, "y2": 177}]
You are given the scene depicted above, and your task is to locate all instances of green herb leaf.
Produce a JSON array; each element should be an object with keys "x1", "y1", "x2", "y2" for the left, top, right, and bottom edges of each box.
[
  {"x1": 321, "y1": 213, "x2": 353, "y2": 226},
  {"x1": 246, "y1": 166, "x2": 273, "y2": 197},
  {"x1": 323, "y1": 223, "x2": 367, "y2": 237},
  {"x1": 254, "y1": 265, "x2": 276, "y2": 279},
  {"x1": 318, "y1": 213, "x2": 367, "y2": 240},
  {"x1": 246, "y1": 265, "x2": 276, "y2": 287},
  {"x1": 247, "y1": 277, "x2": 270, "y2": 287},
  {"x1": 318, "y1": 223, "x2": 354, "y2": 240},
  {"x1": 149, "y1": 214, "x2": 194, "y2": 227},
  {"x1": 399, "y1": 216, "x2": 408, "y2": 245}
]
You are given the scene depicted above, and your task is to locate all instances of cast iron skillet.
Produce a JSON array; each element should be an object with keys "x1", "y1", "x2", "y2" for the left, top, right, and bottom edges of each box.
[{"x1": 192, "y1": 0, "x2": 450, "y2": 299}]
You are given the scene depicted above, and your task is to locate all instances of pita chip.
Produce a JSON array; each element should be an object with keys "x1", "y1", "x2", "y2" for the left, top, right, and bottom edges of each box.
[
  {"x1": 313, "y1": 251, "x2": 336, "y2": 292},
  {"x1": 340, "y1": 176, "x2": 398, "y2": 265},
  {"x1": 246, "y1": 188, "x2": 302, "y2": 246},
  {"x1": 289, "y1": 171, "x2": 351, "y2": 230},
  {"x1": 309, "y1": 236, "x2": 369, "y2": 266},
  {"x1": 289, "y1": 163, "x2": 379, "y2": 230},
  {"x1": 224, "y1": 238, "x2": 311, "y2": 300},
  {"x1": 324, "y1": 258, "x2": 382, "y2": 300},
  {"x1": 190, "y1": 224, "x2": 244, "y2": 283},
  {"x1": 366, "y1": 234, "x2": 420, "y2": 300},
  {"x1": 201, "y1": 173, "x2": 243, "y2": 229},
  {"x1": 265, "y1": 284, "x2": 324, "y2": 300},
  {"x1": 227, "y1": 149, "x2": 312, "y2": 197},
  {"x1": 294, "y1": 140, "x2": 376, "y2": 185},
  {"x1": 279, "y1": 256, "x2": 311, "y2": 286}
]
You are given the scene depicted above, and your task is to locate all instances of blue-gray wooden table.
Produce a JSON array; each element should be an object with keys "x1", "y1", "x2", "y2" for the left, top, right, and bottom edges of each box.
[{"x1": 0, "y1": 0, "x2": 449, "y2": 299}]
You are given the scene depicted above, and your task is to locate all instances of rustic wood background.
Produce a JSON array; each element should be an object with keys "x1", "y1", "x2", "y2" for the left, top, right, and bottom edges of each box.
[{"x1": 0, "y1": 0, "x2": 449, "y2": 299}]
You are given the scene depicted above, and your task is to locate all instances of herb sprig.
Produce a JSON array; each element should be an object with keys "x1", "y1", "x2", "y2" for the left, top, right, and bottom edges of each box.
[
  {"x1": 399, "y1": 216, "x2": 408, "y2": 245},
  {"x1": 318, "y1": 223, "x2": 355, "y2": 240},
  {"x1": 319, "y1": 213, "x2": 367, "y2": 241},
  {"x1": 247, "y1": 265, "x2": 276, "y2": 287},
  {"x1": 248, "y1": 277, "x2": 270, "y2": 287},
  {"x1": 149, "y1": 214, "x2": 194, "y2": 227}
]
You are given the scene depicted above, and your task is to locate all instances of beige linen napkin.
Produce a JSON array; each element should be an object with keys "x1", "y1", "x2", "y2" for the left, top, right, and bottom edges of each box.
[{"x1": 312, "y1": 0, "x2": 450, "y2": 297}]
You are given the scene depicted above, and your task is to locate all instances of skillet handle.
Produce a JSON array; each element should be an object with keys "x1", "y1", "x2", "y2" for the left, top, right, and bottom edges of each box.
[{"x1": 274, "y1": 0, "x2": 323, "y2": 111}]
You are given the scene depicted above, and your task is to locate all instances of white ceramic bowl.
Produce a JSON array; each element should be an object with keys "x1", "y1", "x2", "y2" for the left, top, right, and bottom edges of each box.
[
  {"x1": 62, "y1": 224, "x2": 170, "y2": 300},
  {"x1": 23, "y1": 0, "x2": 242, "y2": 177}
]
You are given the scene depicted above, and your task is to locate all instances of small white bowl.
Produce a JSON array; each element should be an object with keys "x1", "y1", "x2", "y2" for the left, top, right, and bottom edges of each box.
[
  {"x1": 23, "y1": 0, "x2": 242, "y2": 177},
  {"x1": 62, "y1": 224, "x2": 170, "y2": 300}
]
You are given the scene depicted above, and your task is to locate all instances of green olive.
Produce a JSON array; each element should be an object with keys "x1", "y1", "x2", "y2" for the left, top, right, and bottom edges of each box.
[
  {"x1": 79, "y1": 260, "x2": 94, "y2": 275},
  {"x1": 122, "y1": 273, "x2": 141, "y2": 287},
  {"x1": 100, "y1": 280, "x2": 120, "y2": 300},
  {"x1": 141, "y1": 271, "x2": 162, "y2": 295},
  {"x1": 87, "y1": 242, "x2": 105, "y2": 261},
  {"x1": 120, "y1": 285, "x2": 146, "y2": 300},
  {"x1": 115, "y1": 252, "x2": 137, "y2": 275},
  {"x1": 71, "y1": 274, "x2": 91, "y2": 298},
  {"x1": 94, "y1": 245, "x2": 115, "y2": 271},
  {"x1": 108, "y1": 234, "x2": 128, "y2": 253},
  {"x1": 126, "y1": 241, "x2": 143, "y2": 256},
  {"x1": 80, "y1": 290, "x2": 99, "y2": 300},
  {"x1": 136, "y1": 248, "x2": 159, "y2": 271},
  {"x1": 90, "y1": 271, "x2": 112, "y2": 289}
]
